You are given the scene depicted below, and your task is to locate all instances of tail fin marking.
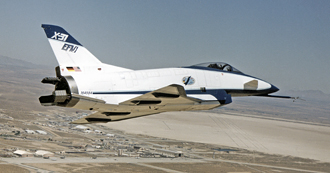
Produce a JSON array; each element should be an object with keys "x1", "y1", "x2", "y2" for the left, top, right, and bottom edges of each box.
[
  {"x1": 42, "y1": 24, "x2": 82, "y2": 46},
  {"x1": 41, "y1": 24, "x2": 131, "y2": 73}
]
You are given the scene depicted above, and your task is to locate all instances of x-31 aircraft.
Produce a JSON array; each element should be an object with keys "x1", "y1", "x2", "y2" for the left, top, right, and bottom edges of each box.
[{"x1": 39, "y1": 24, "x2": 291, "y2": 124}]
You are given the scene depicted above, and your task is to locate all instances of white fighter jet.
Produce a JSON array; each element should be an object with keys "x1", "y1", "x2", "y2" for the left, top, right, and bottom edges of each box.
[{"x1": 39, "y1": 24, "x2": 291, "y2": 124}]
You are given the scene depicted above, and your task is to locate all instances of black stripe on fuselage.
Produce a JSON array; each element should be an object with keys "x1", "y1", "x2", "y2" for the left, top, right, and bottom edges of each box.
[{"x1": 92, "y1": 88, "x2": 276, "y2": 98}]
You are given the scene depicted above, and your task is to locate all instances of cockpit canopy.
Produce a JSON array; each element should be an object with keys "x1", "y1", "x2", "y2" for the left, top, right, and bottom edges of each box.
[{"x1": 192, "y1": 62, "x2": 242, "y2": 73}]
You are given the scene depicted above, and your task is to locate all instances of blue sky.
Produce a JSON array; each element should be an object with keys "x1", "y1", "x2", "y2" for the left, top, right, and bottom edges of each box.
[{"x1": 0, "y1": 0, "x2": 329, "y2": 93}]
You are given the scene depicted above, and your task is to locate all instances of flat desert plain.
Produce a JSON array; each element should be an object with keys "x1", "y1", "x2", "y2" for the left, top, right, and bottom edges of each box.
[{"x1": 106, "y1": 111, "x2": 330, "y2": 162}]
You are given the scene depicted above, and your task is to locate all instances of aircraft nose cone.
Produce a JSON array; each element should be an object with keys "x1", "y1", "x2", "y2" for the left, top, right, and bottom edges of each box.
[{"x1": 269, "y1": 84, "x2": 279, "y2": 94}]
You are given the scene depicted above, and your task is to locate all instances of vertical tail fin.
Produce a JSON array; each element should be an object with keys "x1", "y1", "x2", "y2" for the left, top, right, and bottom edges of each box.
[
  {"x1": 42, "y1": 24, "x2": 102, "y2": 66},
  {"x1": 41, "y1": 24, "x2": 130, "y2": 74}
]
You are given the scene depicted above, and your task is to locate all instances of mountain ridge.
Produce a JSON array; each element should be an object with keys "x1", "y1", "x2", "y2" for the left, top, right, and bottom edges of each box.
[{"x1": 0, "y1": 55, "x2": 49, "y2": 69}]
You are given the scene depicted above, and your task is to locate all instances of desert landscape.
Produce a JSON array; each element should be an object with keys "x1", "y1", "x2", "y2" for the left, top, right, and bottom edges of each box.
[
  {"x1": 107, "y1": 110, "x2": 330, "y2": 162},
  {"x1": 0, "y1": 55, "x2": 329, "y2": 173}
]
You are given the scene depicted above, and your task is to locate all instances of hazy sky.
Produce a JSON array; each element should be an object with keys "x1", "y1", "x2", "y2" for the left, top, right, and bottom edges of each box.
[{"x1": 0, "y1": 0, "x2": 329, "y2": 93}]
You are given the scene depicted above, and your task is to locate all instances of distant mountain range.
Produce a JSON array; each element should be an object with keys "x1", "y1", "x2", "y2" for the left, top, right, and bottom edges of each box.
[{"x1": 0, "y1": 55, "x2": 43, "y2": 69}]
